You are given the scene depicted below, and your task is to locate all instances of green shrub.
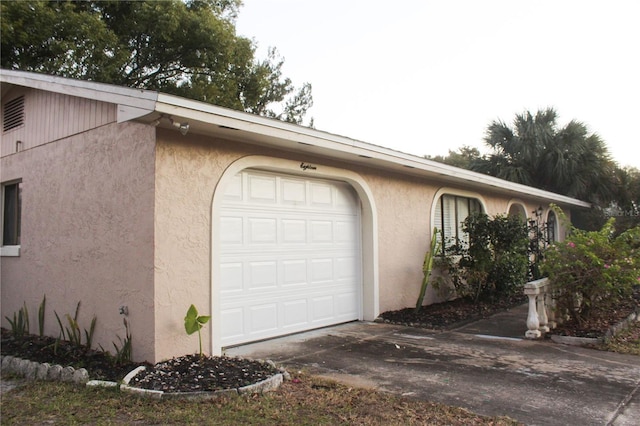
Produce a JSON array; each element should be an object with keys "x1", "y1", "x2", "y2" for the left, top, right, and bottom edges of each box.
[
  {"x1": 441, "y1": 213, "x2": 529, "y2": 302},
  {"x1": 5, "y1": 302, "x2": 30, "y2": 339},
  {"x1": 541, "y1": 217, "x2": 639, "y2": 325}
]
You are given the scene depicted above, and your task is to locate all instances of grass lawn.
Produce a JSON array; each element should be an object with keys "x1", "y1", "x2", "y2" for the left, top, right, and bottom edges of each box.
[{"x1": 1, "y1": 372, "x2": 519, "y2": 425}]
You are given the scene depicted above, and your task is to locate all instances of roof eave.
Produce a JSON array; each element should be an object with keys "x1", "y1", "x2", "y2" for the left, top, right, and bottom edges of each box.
[
  {"x1": 155, "y1": 93, "x2": 592, "y2": 209},
  {"x1": 0, "y1": 70, "x2": 591, "y2": 209}
]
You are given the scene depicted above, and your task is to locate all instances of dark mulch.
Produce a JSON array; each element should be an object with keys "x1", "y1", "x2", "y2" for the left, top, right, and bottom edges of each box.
[
  {"x1": 0, "y1": 329, "x2": 278, "y2": 391},
  {"x1": 0, "y1": 328, "x2": 147, "y2": 381},
  {"x1": 547, "y1": 289, "x2": 640, "y2": 338},
  {"x1": 128, "y1": 354, "x2": 278, "y2": 392},
  {"x1": 379, "y1": 288, "x2": 640, "y2": 340},
  {"x1": 378, "y1": 294, "x2": 528, "y2": 330}
]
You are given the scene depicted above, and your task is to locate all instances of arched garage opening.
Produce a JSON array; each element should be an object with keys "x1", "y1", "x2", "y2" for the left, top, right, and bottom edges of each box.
[{"x1": 211, "y1": 156, "x2": 378, "y2": 354}]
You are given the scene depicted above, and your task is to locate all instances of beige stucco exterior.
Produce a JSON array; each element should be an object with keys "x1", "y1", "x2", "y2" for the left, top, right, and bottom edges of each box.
[
  {"x1": 151, "y1": 131, "x2": 572, "y2": 361},
  {"x1": 1, "y1": 74, "x2": 578, "y2": 363},
  {"x1": 1, "y1": 119, "x2": 157, "y2": 361}
]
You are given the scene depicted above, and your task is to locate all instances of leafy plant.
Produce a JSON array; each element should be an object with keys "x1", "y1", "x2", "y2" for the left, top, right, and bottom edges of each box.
[
  {"x1": 54, "y1": 301, "x2": 97, "y2": 351},
  {"x1": 38, "y1": 295, "x2": 46, "y2": 337},
  {"x1": 184, "y1": 304, "x2": 211, "y2": 357},
  {"x1": 541, "y1": 216, "x2": 639, "y2": 325},
  {"x1": 111, "y1": 318, "x2": 133, "y2": 365},
  {"x1": 5, "y1": 302, "x2": 30, "y2": 339},
  {"x1": 415, "y1": 228, "x2": 440, "y2": 310},
  {"x1": 441, "y1": 213, "x2": 529, "y2": 302}
]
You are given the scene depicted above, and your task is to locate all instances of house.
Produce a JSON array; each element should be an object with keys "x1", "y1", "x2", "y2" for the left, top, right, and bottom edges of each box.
[{"x1": 0, "y1": 70, "x2": 590, "y2": 363}]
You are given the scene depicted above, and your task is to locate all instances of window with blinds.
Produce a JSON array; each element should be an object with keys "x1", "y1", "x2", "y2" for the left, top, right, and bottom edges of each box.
[{"x1": 434, "y1": 194, "x2": 482, "y2": 254}]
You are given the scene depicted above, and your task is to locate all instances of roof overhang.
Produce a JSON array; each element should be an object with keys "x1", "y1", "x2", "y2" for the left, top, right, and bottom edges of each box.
[{"x1": 0, "y1": 69, "x2": 591, "y2": 209}]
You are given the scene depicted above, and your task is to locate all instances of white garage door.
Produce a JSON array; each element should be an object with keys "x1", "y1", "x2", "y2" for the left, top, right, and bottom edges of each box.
[{"x1": 219, "y1": 169, "x2": 362, "y2": 347}]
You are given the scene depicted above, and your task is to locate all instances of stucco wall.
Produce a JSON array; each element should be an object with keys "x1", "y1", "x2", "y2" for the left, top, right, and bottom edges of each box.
[
  {"x1": 153, "y1": 130, "x2": 575, "y2": 361},
  {"x1": 0, "y1": 122, "x2": 156, "y2": 362}
]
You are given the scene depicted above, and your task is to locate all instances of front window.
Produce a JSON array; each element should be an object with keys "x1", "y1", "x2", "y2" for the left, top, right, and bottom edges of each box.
[
  {"x1": 434, "y1": 194, "x2": 482, "y2": 254},
  {"x1": 2, "y1": 181, "x2": 22, "y2": 253}
]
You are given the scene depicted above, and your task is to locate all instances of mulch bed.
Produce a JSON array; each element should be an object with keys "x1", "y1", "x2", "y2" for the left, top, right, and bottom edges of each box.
[
  {"x1": 128, "y1": 354, "x2": 278, "y2": 392},
  {"x1": 545, "y1": 290, "x2": 640, "y2": 339},
  {"x1": 0, "y1": 330, "x2": 277, "y2": 390},
  {"x1": 0, "y1": 328, "x2": 145, "y2": 381},
  {"x1": 377, "y1": 294, "x2": 528, "y2": 330},
  {"x1": 378, "y1": 288, "x2": 640, "y2": 339}
]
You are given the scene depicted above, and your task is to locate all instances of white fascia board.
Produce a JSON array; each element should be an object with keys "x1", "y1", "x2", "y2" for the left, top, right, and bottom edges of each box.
[
  {"x1": 155, "y1": 93, "x2": 591, "y2": 209},
  {"x1": 0, "y1": 69, "x2": 157, "y2": 116}
]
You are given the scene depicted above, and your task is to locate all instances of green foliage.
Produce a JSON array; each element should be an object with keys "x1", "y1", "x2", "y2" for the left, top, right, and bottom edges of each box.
[
  {"x1": 415, "y1": 228, "x2": 440, "y2": 310},
  {"x1": 425, "y1": 146, "x2": 482, "y2": 169},
  {"x1": 471, "y1": 108, "x2": 616, "y2": 206},
  {"x1": 54, "y1": 301, "x2": 97, "y2": 351},
  {"x1": 111, "y1": 318, "x2": 133, "y2": 365},
  {"x1": 184, "y1": 304, "x2": 211, "y2": 357},
  {"x1": 38, "y1": 295, "x2": 46, "y2": 337},
  {"x1": 442, "y1": 213, "x2": 529, "y2": 302},
  {"x1": 541, "y1": 218, "x2": 640, "y2": 325},
  {"x1": 5, "y1": 302, "x2": 30, "y2": 339},
  {"x1": 0, "y1": 0, "x2": 313, "y2": 125}
]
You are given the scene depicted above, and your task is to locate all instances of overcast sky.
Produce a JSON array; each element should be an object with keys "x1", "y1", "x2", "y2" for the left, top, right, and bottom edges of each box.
[{"x1": 236, "y1": 0, "x2": 640, "y2": 169}]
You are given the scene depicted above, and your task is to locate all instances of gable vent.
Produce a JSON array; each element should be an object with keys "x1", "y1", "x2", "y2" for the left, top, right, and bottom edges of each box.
[{"x1": 3, "y1": 96, "x2": 25, "y2": 132}]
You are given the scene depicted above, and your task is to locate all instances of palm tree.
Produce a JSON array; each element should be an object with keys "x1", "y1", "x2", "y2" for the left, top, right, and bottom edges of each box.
[{"x1": 472, "y1": 108, "x2": 615, "y2": 205}]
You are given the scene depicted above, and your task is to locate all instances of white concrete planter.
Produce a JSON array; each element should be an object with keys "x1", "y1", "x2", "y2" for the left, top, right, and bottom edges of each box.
[{"x1": 120, "y1": 364, "x2": 285, "y2": 400}]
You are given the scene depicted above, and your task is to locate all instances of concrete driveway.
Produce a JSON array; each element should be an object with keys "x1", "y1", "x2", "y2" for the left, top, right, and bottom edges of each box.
[{"x1": 226, "y1": 307, "x2": 640, "y2": 426}]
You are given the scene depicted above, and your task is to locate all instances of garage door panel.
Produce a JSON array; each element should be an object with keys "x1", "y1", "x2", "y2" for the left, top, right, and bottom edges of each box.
[
  {"x1": 220, "y1": 217, "x2": 244, "y2": 244},
  {"x1": 223, "y1": 174, "x2": 243, "y2": 200},
  {"x1": 249, "y1": 218, "x2": 277, "y2": 243},
  {"x1": 282, "y1": 299, "x2": 308, "y2": 328},
  {"x1": 248, "y1": 261, "x2": 278, "y2": 289},
  {"x1": 336, "y1": 220, "x2": 357, "y2": 243},
  {"x1": 336, "y1": 292, "x2": 358, "y2": 316},
  {"x1": 311, "y1": 295, "x2": 335, "y2": 321},
  {"x1": 282, "y1": 259, "x2": 308, "y2": 286},
  {"x1": 310, "y1": 258, "x2": 333, "y2": 283},
  {"x1": 220, "y1": 262, "x2": 243, "y2": 292},
  {"x1": 336, "y1": 256, "x2": 358, "y2": 280},
  {"x1": 248, "y1": 174, "x2": 277, "y2": 203},
  {"x1": 220, "y1": 170, "x2": 361, "y2": 347},
  {"x1": 220, "y1": 308, "x2": 244, "y2": 340},
  {"x1": 281, "y1": 179, "x2": 306, "y2": 204},
  {"x1": 310, "y1": 220, "x2": 333, "y2": 242},
  {"x1": 248, "y1": 303, "x2": 278, "y2": 335},
  {"x1": 310, "y1": 183, "x2": 333, "y2": 207},
  {"x1": 281, "y1": 219, "x2": 306, "y2": 243}
]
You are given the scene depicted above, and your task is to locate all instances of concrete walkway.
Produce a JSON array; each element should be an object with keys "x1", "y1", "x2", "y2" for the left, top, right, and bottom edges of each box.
[{"x1": 227, "y1": 305, "x2": 640, "y2": 426}]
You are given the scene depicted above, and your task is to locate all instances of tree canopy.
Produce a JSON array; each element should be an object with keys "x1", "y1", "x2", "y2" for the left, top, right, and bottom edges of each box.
[
  {"x1": 426, "y1": 108, "x2": 640, "y2": 231},
  {"x1": 469, "y1": 108, "x2": 616, "y2": 206},
  {"x1": 425, "y1": 146, "x2": 481, "y2": 170},
  {"x1": 0, "y1": 0, "x2": 313, "y2": 125}
]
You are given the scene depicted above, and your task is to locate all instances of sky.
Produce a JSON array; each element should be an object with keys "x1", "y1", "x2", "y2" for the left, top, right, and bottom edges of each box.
[{"x1": 236, "y1": 0, "x2": 640, "y2": 169}]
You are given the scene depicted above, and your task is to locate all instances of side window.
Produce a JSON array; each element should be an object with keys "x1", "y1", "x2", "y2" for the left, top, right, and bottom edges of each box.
[
  {"x1": 434, "y1": 194, "x2": 482, "y2": 254},
  {"x1": 546, "y1": 210, "x2": 557, "y2": 243},
  {"x1": 2, "y1": 181, "x2": 22, "y2": 253}
]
